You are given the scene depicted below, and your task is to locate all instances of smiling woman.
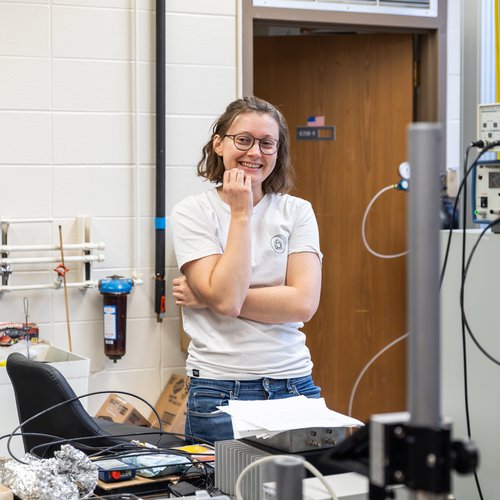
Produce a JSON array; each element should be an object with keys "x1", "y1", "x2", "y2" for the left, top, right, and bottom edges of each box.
[{"x1": 170, "y1": 96, "x2": 323, "y2": 444}]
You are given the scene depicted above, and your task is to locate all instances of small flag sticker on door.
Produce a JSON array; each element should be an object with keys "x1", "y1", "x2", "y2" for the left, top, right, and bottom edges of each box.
[
  {"x1": 297, "y1": 115, "x2": 335, "y2": 141},
  {"x1": 307, "y1": 115, "x2": 325, "y2": 127}
]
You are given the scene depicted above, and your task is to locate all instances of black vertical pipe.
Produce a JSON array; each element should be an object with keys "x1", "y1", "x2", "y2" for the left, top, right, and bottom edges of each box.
[{"x1": 155, "y1": 0, "x2": 166, "y2": 321}]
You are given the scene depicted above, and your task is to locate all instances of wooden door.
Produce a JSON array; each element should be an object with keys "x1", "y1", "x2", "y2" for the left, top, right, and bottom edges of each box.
[{"x1": 254, "y1": 34, "x2": 412, "y2": 422}]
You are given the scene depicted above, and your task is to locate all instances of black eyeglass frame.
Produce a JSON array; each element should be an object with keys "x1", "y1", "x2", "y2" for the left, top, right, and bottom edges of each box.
[{"x1": 224, "y1": 134, "x2": 279, "y2": 155}]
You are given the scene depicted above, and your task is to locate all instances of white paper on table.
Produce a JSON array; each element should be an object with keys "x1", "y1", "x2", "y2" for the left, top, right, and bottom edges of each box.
[{"x1": 217, "y1": 396, "x2": 363, "y2": 438}]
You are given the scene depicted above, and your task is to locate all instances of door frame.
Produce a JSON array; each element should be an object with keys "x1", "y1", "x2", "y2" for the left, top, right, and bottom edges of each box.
[{"x1": 241, "y1": 0, "x2": 447, "y2": 167}]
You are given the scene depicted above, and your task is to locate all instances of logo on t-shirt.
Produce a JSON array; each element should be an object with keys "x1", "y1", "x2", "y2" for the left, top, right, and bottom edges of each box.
[{"x1": 270, "y1": 234, "x2": 287, "y2": 254}]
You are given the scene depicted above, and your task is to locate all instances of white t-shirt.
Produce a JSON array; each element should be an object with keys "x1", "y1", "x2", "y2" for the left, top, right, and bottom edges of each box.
[{"x1": 171, "y1": 188, "x2": 322, "y2": 380}]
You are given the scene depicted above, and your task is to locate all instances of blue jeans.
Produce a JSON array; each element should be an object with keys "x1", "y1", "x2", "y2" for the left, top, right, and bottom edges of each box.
[{"x1": 185, "y1": 375, "x2": 321, "y2": 444}]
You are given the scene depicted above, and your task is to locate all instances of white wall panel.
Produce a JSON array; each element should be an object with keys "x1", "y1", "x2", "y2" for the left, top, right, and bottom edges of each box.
[
  {"x1": 94, "y1": 317, "x2": 164, "y2": 371},
  {"x1": 167, "y1": 0, "x2": 236, "y2": 16},
  {"x1": 167, "y1": 14, "x2": 236, "y2": 66},
  {"x1": 446, "y1": 74, "x2": 461, "y2": 122},
  {"x1": 447, "y1": 28, "x2": 461, "y2": 76},
  {"x1": 0, "y1": 166, "x2": 51, "y2": 215},
  {"x1": 52, "y1": 6, "x2": 131, "y2": 60},
  {"x1": 167, "y1": 66, "x2": 236, "y2": 115},
  {"x1": 160, "y1": 317, "x2": 187, "y2": 366},
  {"x1": 52, "y1": 114, "x2": 132, "y2": 164},
  {"x1": 0, "y1": 3, "x2": 49, "y2": 56},
  {"x1": 165, "y1": 217, "x2": 177, "y2": 268},
  {"x1": 138, "y1": 9, "x2": 155, "y2": 62},
  {"x1": 0, "y1": 114, "x2": 51, "y2": 164},
  {"x1": 166, "y1": 116, "x2": 216, "y2": 166},
  {"x1": 446, "y1": 2, "x2": 461, "y2": 185},
  {"x1": 52, "y1": 166, "x2": 133, "y2": 216},
  {"x1": 448, "y1": 0, "x2": 460, "y2": 31},
  {"x1": 0, "y1": 276, "x2": 53, "y2": 323},
  {"x1": 54, "y1": 0, "x2": 139, "y2": 8},
  {"x1": 53, "y1": 60, "x2": 132, "y2": 111},
  {"x1": 446, "y1": 119, "x2": 461, "y2": 171},
  {"x1": 138, "y1": 62, "x2": 154, "y2": 111},
  {"x1": 52, "y1": 318, "x2": 165, "y2": 376},
  {"x1": 139, "y1": 113, "x2": 154, "y2": 164},
  {"x1": 6, "y1": 0, "x2": 49, "y2": 4},
  {"x1": 52, "y1": 286, "x2": 102, "y2": 323},
  {"x1": 138, "y1": 166, "x2": 155, "y2": 216},
  {"x1": 165, "y1": 166, "x2": 211, "y2": 213},
  {"x1": 0, "y1": 221, "x2": 54, "y2": 247},
  {"x1": 0, "y1": 58, "x2": 50, "y2": 110},
  {"x1": 89, "y1": 219, "x2": 134, "y2": 269},
  {"x1": 53, "y1": 320, "x2": 106, "y2": 370},
  {"x1": 113, "y1": 217, "x2": 177, "y2": 272},
  {"x1": 125, "y1": 275, "x2": 156, "y2": 319}
]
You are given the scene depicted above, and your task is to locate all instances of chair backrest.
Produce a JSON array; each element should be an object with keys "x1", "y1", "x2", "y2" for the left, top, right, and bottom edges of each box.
[{"x1": 6, "y1": 352, "x2": 112, "y2": 457}]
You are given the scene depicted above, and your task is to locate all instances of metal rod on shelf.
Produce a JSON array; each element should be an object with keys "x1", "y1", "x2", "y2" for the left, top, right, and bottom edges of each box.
[
  {"x1": 0, "y1": 242, "x2": 105, "y2": 253},
  {"x1": 0, "y1": 281, "x2": 97, "y2": 292},
  {"x1": 1, "y1": 254, "x2": 104, "y2": 265},
  {"x1": 0, "y1": 218, "x2": 53, "y2": 224},
  {"x1": 0, "y1": 278, "x2": 143, "y2": 293},
  {"x1": 0, "y1": 216, "x2": 105, "y2": 292}
]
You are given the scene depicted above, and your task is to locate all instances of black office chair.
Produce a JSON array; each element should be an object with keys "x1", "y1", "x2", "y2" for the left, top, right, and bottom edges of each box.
[{"x1": 6, "y1": 352, "x2": 184, "y2": 458}]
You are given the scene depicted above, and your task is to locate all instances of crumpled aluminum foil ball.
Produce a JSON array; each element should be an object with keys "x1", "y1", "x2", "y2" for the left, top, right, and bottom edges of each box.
[{"x1": 0, "y1": 444, "x2": 98, "y2": 499}]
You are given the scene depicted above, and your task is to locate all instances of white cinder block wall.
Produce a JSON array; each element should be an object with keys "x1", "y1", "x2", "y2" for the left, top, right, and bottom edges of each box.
[
  {"x1": 447, "y1": 1, "x2": 462, "y2": 184},
  {"x1": 0, "y1": 0, "x2": 461, "y2": 419},
  {"x1": 0, "y1": 0, "x2": 238, "y2": 417}
]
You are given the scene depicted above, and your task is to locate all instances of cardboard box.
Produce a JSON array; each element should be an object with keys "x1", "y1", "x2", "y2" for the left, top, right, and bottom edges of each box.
[
  {"x1": 149, "y1": 373, "x2": 188, "y2": 434},
  {"x1": 96, "y1": 393, "x2": 150, "y2": 427},
  {"x1": 0, "y1": 485, "x2": 13, "y2": 500}
]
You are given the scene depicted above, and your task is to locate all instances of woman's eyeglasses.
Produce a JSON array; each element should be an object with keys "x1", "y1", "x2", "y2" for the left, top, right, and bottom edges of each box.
[{"x1": 225, "y1": 134, "x2": 279, "y2": 155}]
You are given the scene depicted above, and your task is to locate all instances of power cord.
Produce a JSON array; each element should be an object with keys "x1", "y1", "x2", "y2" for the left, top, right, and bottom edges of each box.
[
  {"x1": 361, "y1": 184, "x2": 408, "y2": 259},
  {"x1": 0, "y1": 388, "x2": 213, "y2": 464},
  {"x1": 3, "y1": 388, "x2": 164, "y2": 463},
  {"x1": 352, "y1": 177, "x2": 409, "y2": 418},
  {"x1": 461, "y1": 217, "x2": 500, "y2": 366},
  {"x1": 347, "y1": 332, "x2": 409, "y2": 417}
]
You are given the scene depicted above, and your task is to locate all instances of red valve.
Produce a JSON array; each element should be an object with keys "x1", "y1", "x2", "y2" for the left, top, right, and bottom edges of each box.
[{"x1": 53, "y1": 264, "x2": 70, "y2": 277}]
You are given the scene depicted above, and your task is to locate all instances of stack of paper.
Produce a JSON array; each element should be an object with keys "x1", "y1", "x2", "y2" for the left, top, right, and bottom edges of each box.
[{"x1": 217, "y1": 396, "x2": 364, "y2": 439}]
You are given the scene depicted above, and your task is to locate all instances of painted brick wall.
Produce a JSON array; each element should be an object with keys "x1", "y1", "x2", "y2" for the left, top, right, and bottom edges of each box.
[
  {"x1": 447, "y1": 0, "x2": 461, "y2": 193},
  {"x1": 0, "y1": 0, "x2": 238, "y2": 417}
]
